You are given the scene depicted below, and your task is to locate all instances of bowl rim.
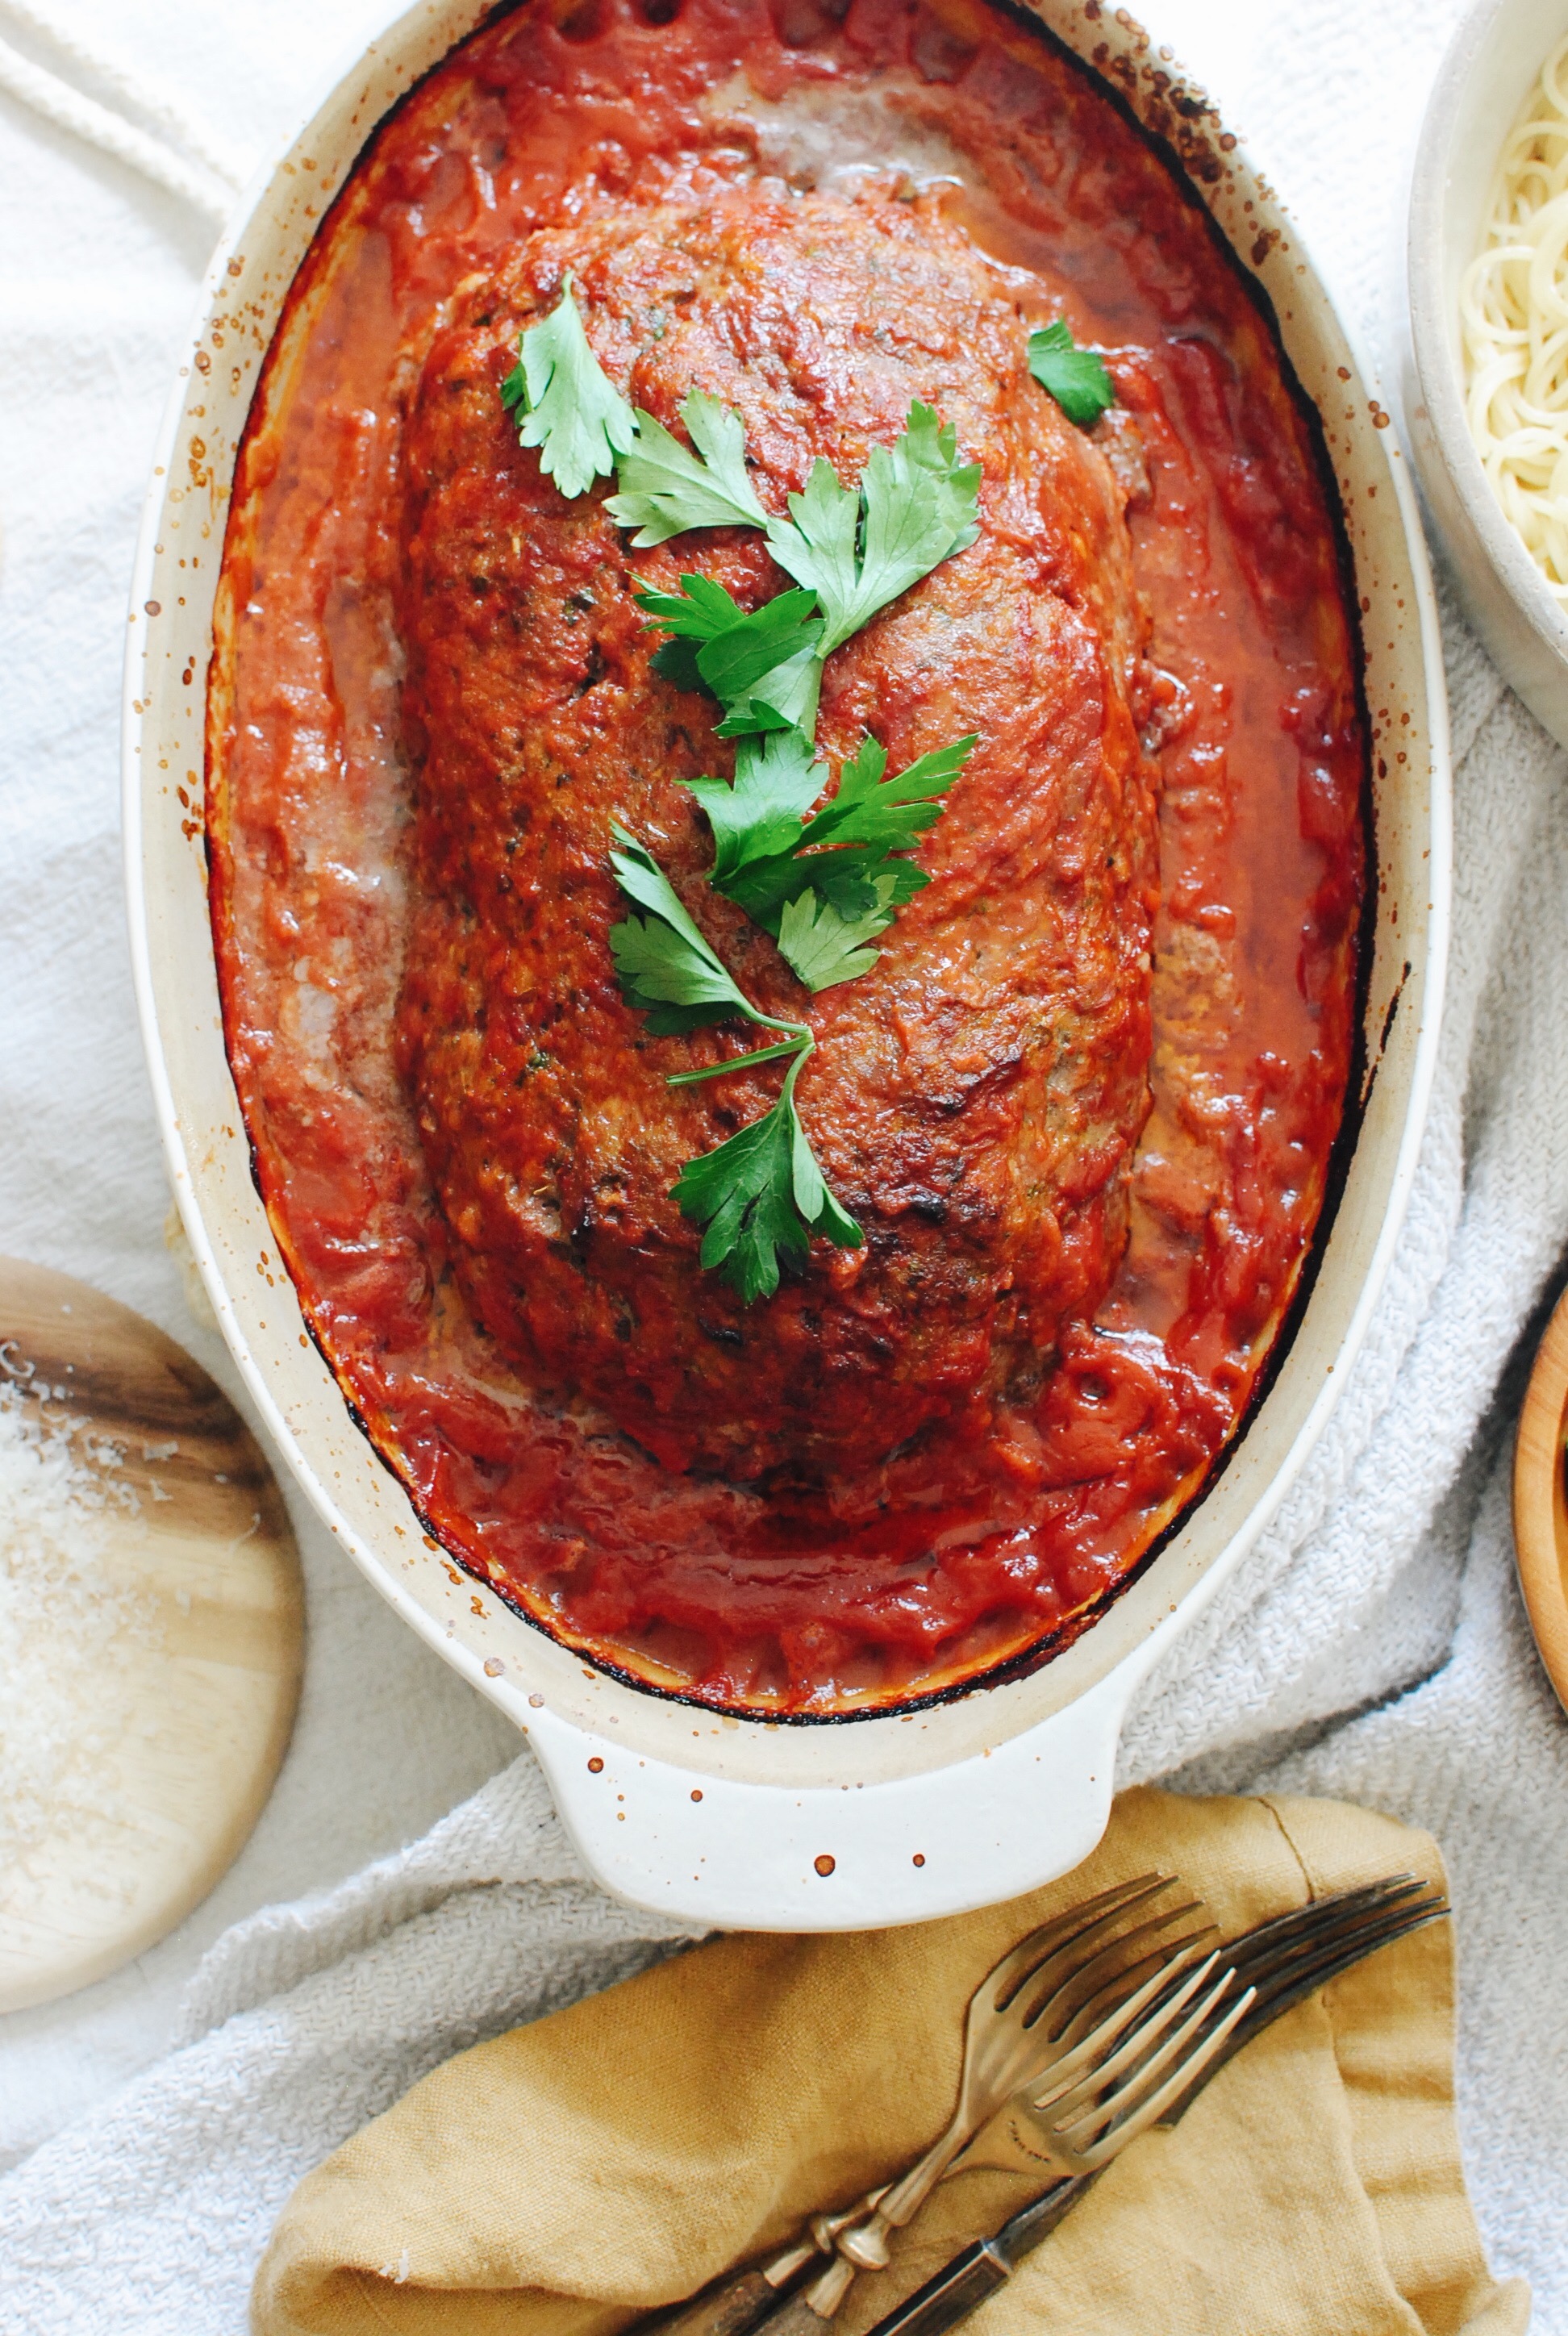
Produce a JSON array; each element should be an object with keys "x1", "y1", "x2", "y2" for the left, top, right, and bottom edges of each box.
[
  {"x1": 1512, "y1": 1284, "x2": 1568, "y2": 1714},
  {"x1": 1407, "y1": 0, "x2": 1568, "y2": 672},
  {"x1": 123, "y1": 0, "x2": 1452, "y2": 1921}
]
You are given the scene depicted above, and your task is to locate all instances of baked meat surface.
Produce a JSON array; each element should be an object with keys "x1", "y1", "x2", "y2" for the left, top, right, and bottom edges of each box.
[{"x1": 393, "y1": 181, "x2": 1160, "y2": 1484}]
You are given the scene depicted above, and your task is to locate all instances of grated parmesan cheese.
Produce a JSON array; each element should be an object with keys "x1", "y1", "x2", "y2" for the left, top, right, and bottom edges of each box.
[{"x1": 0, "y1": 1361, "x2": 162, "y2": 1878}]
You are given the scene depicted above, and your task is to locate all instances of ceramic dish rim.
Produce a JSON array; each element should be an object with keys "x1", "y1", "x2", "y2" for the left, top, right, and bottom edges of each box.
[
  {"x1": 123, "y1": 0, "x2": 1450, "y2": 1901},
  {"x1": 1407, "y1": 0, "x2": 1568, "y2": 678}
]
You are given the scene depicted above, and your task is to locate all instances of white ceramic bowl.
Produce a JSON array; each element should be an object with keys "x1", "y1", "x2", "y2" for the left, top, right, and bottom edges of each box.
[
  {"x1": 1405, "y1": 0, "x2": 1568, "y2": 747},
  {"x1": 126, "y1": 0, "x2": 1449, "y2": 1932}
]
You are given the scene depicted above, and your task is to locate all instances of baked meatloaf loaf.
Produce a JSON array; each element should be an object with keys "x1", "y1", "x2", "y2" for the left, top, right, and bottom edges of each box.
[{"x1": 394, "y1": 180, "x2": 1160, "y2": 1487}]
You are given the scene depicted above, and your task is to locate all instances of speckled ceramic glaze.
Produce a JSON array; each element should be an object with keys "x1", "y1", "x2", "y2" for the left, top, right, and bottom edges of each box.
[{"x1": 127, "y1": 0, "x2": 1449, "y2": 1930}]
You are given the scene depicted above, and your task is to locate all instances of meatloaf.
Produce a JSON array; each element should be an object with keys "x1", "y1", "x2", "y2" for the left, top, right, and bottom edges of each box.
[{"x1": 393, "y1": 180, "x2": 1160, "y2": 1487}]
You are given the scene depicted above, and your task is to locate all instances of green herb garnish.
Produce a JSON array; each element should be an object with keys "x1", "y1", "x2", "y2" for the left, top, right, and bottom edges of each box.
[
  {"x1": 608, "y1": 825, "x2": 861, "y2": 1298},
  {"x1": 607, "y1": 391, "x2": 770, "y2": 543},
  {"x1": 632, "y1": 403, "x2": 982, "y2": 726},
  {"x1": 1027, "y1": 319, "x2": 1116, "y2": 428},
  {"x1": 683, "y1": 728, "x2": 827, "y2": 891},
  {"x1": 671, "y1": 1047, "x2": 861, "y2": 1305},
  {"x1": 607, "y1": 828, "x2": 768, "y2": 1037},
  {"x1": 507, "y1": 286, "x2": 991, "y2": 1299},
  {"x1": 774, "y1": 881, "x2": 900, "y2": 992},
  {"x1": 712, "y1": 732, "x2": 979, "y2": 937},
  {"x1": 764, "y1": 403, "x2": 982, "y2": 654},
  {"x1": 502, "y1": 277, "x2": 638, "y2": 501},
  {"x1": 636, "y1": 578, "x2": 825, "y2": 737}
]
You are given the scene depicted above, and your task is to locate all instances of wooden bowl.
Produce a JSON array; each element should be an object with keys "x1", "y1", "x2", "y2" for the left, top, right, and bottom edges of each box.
[{"x1": 1512, "y1": 1286, "x2": 1568, "y2": 1713}]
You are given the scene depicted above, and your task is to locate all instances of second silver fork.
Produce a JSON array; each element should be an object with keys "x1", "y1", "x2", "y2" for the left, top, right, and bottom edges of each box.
[
  {"x1": 758, "y1": 1875, "x2": 1444, "y2": 2336},
  {"x1": 655, "y1": 1872, "x2": 1215, "y2": 2336}
]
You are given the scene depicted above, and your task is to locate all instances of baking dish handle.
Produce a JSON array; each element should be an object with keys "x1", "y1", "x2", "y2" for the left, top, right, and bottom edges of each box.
[{"x1": 525, "y1": 1668, "x2": 1132, "y2": 1932}]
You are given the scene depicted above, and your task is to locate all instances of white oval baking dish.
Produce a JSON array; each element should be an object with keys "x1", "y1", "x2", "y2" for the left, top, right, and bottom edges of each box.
[{"x1": 125, "y1": 0, "x2": 1449, "y2": 1933}]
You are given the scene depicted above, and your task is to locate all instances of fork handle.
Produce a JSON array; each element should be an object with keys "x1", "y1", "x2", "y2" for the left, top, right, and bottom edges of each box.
[
  {"x1": 744, "y1": 2183, "x2": 1092, "y2": 2336},
  {"x1": 869, "y1": 2239, "x2": 1012, "y2": 2336},
  {"x1": 646, "y1": 2247, "x2": 850, "y2": 2336},
  {"x1": 640, "y1": 2192, "x2": 893, "y2": 2336},
  {"x1": 648, "y1": 2271, "x2": 795, "y2": 2336},
  {"x1": 849, "y1": 2180, "x2": 1094, "y2": 2336},
  {"x1": 834, "y1": 2119, "x2": 970, "y2": 2272},
  {"x1": 744, "y1": 2287, "x2": 844, "y2": 2336}
]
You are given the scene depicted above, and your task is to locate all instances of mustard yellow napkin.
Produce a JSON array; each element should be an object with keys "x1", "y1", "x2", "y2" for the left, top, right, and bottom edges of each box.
[{"x1": 252, "y1": 1787, "x2": 1527, "y2": 2336}]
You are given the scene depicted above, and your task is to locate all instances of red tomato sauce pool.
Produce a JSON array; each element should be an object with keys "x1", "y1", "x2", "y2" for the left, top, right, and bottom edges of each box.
[{"x1": 208, "y1": 0, "x2": 1366, "y2": 1716}]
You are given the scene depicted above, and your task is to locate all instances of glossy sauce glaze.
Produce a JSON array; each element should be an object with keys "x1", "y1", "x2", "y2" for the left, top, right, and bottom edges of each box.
[
  {"x1": 209, "y1": 0, "x2": 1366, "y2": 1716},
  {"x1": 396, "y1": 177, "x2": 1161, "y2": 1486}
]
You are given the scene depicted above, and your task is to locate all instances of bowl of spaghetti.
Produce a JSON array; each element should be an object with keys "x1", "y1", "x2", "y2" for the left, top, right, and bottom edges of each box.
[{"x1": 1407, "y1": 0, "x2": 1568, "y2": 745}]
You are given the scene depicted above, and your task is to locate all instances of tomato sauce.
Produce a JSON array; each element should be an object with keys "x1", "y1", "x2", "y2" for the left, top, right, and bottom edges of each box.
[{"x1": 208, "y1": 0, "x2": 1366, "y2": 1716}]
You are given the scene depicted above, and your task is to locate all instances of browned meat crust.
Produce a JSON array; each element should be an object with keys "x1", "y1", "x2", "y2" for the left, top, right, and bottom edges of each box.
[{"x1": 393, "y1": 180, "x2": 1159, "y2": 1485}]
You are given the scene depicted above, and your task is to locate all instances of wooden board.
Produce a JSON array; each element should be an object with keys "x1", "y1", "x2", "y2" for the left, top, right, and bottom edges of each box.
[
  {"x1": 1512, "y1": 1283, "x2": 1568, "y2": 1720},
  {"x1": 0, "y1": 1256, "x2": 303, "y2": 2013}
]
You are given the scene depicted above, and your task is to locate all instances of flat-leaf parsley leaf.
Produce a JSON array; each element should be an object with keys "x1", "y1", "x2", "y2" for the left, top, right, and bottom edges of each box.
[
  {"x1": 1026, "y1": 319, "x2": 1116, "y2": 428},
  {"x1": 775, "y1": 878, "x2": 900, "y2": 992},
  {"x1": 607, "y1": 392, "x2": 769, "y2": 544},
  {"x1": 794, "y1": 731, "x2": 978, "y2": 856},
  {"x1": 684, "y1": 728, "x2": 826, "y2": 887},
  {"x1": 765, "y1": 403, "x2": 982, "y2": 654},
  {"x1": 672, "y1": 1049, "x2": 861, "y2": 1303},
  {"x1": 607, "y1": 828, "x2": 765, "y2": 1037},
  {"x1": 636, "y1": 578, "x2": 824, "y2": 736},
  {"x1": 631, "y1": 403, "x2": 980, "y2": 712},
  {"x1": 502, "y1": 277, "x2": 637, "y2": 501}
]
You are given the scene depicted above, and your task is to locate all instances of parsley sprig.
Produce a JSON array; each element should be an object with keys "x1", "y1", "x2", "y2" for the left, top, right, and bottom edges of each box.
[
  {"x1": 683, "y1": 728, "x2": 827, "y2": 893},
  {"x1": 626, "y1": 403, "x2": 979, "y2": 735},
  {"x1": 607, "y1": 828, "x2": 781, "y2": 1040},
  {"x1": 503, "y1": 284, "x2": 995, "y2": 1299},
  {"x1": 672, "y1": 1045, "x2": 861, "y2": 1304},
  {"x1": 500, "y1": 277, "x2": 637, "y2": 500},
  {"x1": 605, "y1": 379, "x2": 981, "y2": 647},
  {"x1": 635, "y1": 578, "x2": 825, "y2": 738},
  {"x1": 607, "y1": 725, "x2": 978, "y2": 1294},
  {"x1": 607, "y1": 828, "x2": 861, "y2": 1299},
  {"x1": 692, "y1": 730, "x2": 979, "y2": 962},
  {"x1": 763, "y1": 403, "x2": 981, "y2": 653},
  {"x1": 1027, "y1": 319, "x2": 1116, "y2": 428}
]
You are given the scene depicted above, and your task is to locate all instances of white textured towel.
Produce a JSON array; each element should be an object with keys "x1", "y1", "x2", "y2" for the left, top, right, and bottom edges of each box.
[{"x1": 1, "y1": 0, "x2": 1566, "y2": 2327}]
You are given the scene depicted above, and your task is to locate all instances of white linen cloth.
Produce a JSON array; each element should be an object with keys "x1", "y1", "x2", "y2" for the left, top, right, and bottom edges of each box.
[{"x1": 0, "y1": 0, "x2": 1564, "y2": 2325}]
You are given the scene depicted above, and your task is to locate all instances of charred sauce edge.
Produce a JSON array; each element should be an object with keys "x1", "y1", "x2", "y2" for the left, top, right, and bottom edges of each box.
[
  {"x1": 902, "y1": 0, "x2": 1384, "y2": 1718},
  {"x1": 206, "y1": 0, "x2": 1379, "y2": 1725}
]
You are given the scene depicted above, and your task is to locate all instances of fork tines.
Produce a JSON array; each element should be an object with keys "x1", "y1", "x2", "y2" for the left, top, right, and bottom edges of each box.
[
  {"x1": 1154, "y1": 1877, "x2": 1449, "y2": 2128},
  {"x1": 1221, "y1": 1879, "x2": 1448, "y2": 2046},
  {"x1": 1011, "y1": 1877, "x2": 1447, "y2": 2171},
  {"x1": 987, "y1": 1874, "x2": 1183, "y2": 2015},
  {"x1": 999, "y1": 1875, "x2": 1216, "y2": 2036}
]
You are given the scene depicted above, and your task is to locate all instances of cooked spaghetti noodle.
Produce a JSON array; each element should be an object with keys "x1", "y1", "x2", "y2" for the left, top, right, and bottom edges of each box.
[{"x1": 1462, "y1": 31, "x2": 1568, "y2": 603}]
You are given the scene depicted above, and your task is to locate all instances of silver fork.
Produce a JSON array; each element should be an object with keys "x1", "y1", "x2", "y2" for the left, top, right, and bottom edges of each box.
[
  {"x1": 758, "y1": 1954, "x2": 1254, "y2": 2333},
  {"x1": 957, "y1": 1872, "x2": 1450, "y2": 2182},
  {"x1": 833, "y1": 1941, "x2": 1242, "y2": 2266},
  {"x1": 951, "y1": 1954, "x2": 1255, "y2": 2182},
  {"x1": 832, "y1": 1943, "x2": 1252, "y2": 2270},
  {"x1": 653, "y1": 1874, "x2": 1216, "y2": 2336},
  {"x1": 849, "y1": 1877, "x2": 1450, "y2": 2336}
]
